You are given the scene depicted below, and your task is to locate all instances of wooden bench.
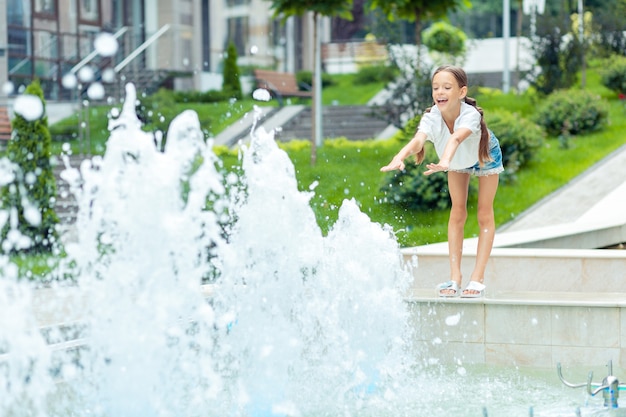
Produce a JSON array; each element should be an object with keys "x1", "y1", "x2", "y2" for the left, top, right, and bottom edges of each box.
[
  {"x1": 253, "y1": 69, "x2": 312, "y2": 106},
  {"x1": 0, "y1": 106, "x2": 12, "y2": 146}
]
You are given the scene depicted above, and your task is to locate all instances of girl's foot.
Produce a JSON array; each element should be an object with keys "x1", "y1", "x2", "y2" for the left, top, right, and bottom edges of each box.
[
  {"x1": 461, "y1": 280, "x2": 486, "y2": 298},
  {"x1": 436, "y1": 281, "x2": 461, "y2": 297}
]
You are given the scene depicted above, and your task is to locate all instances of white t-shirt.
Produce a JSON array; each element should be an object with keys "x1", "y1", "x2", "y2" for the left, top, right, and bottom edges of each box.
[{"x1": 417, "y1": 102, "x2": 482, "y2": 170}]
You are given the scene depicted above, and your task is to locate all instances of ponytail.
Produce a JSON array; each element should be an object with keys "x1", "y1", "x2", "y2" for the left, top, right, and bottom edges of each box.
[{"x1": 464, "y1": 96, "x2": 491, "y2": 166}]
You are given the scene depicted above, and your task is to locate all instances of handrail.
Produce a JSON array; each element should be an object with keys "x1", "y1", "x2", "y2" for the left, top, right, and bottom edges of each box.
[
  {"x1": 114, "y1": 24, "x2": 171, "y2": 73},
  {"x1": 9, "y1": 33, "x2": 60, "y2": 75},
  {"x1": 69, "y1": 26, "x2": 130, "y2": 74}
]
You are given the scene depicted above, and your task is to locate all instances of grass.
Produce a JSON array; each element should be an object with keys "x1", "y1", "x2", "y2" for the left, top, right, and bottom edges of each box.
[{"x1": 49, "y1": 100, "x2": 260, "y2": 155}]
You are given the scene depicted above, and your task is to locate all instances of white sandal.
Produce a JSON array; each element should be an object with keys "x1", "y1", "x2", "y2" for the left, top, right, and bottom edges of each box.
[
  {"x1": 436, "y1": 281, "x2": 460, "y2": 297},
  {"x1": 461, "y1": 281, "x2": 486, "y2": 298}
]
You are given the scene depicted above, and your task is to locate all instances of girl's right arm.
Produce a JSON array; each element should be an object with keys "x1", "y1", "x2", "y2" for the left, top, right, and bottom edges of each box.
[{"x1": 380, "y1": 132, "x2": 427, "y2": 172}]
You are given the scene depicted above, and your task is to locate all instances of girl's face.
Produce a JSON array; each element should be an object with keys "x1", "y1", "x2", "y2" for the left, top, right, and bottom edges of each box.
[{"x1": 431, "y1": 71, "x2": 467, "y2": 112}]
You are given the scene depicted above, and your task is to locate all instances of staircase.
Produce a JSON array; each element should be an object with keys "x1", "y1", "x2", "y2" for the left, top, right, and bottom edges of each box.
[
  {"x1": 0, "y1": 107, "x2": 11, "y2": 149},
  {"x1": 274, "y1": 105, "x2": 390, "y2": 142}
]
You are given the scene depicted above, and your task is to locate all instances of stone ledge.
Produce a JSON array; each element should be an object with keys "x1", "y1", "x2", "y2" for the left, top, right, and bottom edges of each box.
[{"x1": 406, "y1": 289, "x2": 626, "y2": 308}]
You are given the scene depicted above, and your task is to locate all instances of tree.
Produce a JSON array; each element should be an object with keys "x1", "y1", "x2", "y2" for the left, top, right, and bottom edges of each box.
[
  {"x1": 422, "y1": 21, "x2": 467, "y2": 66},
  {"x1": 1, "y1": 79, "x2": 59, "y2": 255},
  {"x1": 527, "y1": 13, "x2": 582, "y2": 95},
  {"x1": 368, "y1": 0, "x2": 471, "y2": 47},
  {"x1": 223, "y1": 42, "x2": 243, "y2": 100},
  {"x1": 267, "y1": 0, "x2": 353, "y2": 165}
]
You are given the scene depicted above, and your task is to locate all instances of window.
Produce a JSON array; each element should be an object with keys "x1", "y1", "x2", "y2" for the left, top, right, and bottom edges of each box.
[
  {"x1": 35, "y1": 0, "x2": 55, "y2": 15},
  {"x1": 80, "y1": 0, "x2": 99, "y2": 22},
  {"x1": 227, "y1": 16, "x2": 249, "y2": 56},
  {"x1": 226, "y1": 0, "x2": 250, "y2": 6}
]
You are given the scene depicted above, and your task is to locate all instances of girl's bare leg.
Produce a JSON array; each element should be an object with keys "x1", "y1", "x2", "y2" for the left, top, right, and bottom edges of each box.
[
  {"x1": 440, "y1": 172, "x2": 470, "y2": 295},
  {"x1": 464, "y1": 174, "x2": 499, "y2": 295}
]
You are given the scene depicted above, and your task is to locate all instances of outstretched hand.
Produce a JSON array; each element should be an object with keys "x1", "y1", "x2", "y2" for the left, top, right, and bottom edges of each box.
[
  {"x1": 380, "y1": 157, "x2": 405, "y2": 172},
  {"x1": 424, "y1": 161, "x2": 449, "y2": 176}
]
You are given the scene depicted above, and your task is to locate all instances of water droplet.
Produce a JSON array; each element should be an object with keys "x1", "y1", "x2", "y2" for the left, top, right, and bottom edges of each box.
[
  {"x1": 2, "y1": 81, "x2": 15, "y2": 95},
  {"x1": 252, "y1": 88, "x2": 271, "y2": 102},
  {"x1": 94, "y1": 32, "x2": 119, "y2": 57},
  {"x1": 101, "y1": 68, "x2": 116, "y2": 83},
  {"x1": 87, "y1": 82, "x2": 105, "y2": 100},
  {"x1": 13, "y1": 94, "x2": 44, "y2": 121},
  {"x1": 445, "y1": 313, "x2": 461, "y2": 326},
  {"x1": 77, "y1": 66, "x2": 95, "y2": 83},
  {"x1": 62, "y1": 73, "x2": 78, "y2": 89}
]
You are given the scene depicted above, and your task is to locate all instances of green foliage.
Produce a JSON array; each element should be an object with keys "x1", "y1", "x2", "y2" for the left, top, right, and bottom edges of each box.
[
  {"x1": 533, "y1": 89, "x2": 610, "y2": 136},
  {"x1": 528, "y1": 14, "x2": 582, "y2": 95},
  {"x1": 296, "y1": 70, "x2": 334, "y2": 89},
  {"x1": 223, "y1": 42, "x2": 243, "y2": 100},
  {"x1": 369, "y1": 0, "x2": 470, "y2": 23},
  {"x1": 380, "y1": 160, "x2": 452, "y2": 211},
  {"x1": 422, "y1": 21, "x2": 467, "y2": 57},
  {"x1": 379, "y1": 114, "x2": 455, "y2": 211},
  {"x1": 353, "y1": 64, "x2": 398, "y2": 85},
  {"x1": 599, "y1": 55, "x2": 626, "y2": 93},
  {"x1": 173, "y1": 89, "x2": 230, "y2": 104},
  {"x1": 1, "y1": 79, "x2": 59, "y2": 254},
  {"x1": 486, "y1": 109, "x2": 545, "y2": 175},
  {"x1": 268, "y1": 0, "x2": 353, "y2": 20}
]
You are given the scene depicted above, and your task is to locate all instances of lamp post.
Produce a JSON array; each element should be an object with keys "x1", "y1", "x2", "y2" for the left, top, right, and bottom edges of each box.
[
  {"x1": 502, "y1": 0, "x2": 510, "y2": 93},
  {"x1": 578, "y1": 0, "x2": 586, "y2": 88}
]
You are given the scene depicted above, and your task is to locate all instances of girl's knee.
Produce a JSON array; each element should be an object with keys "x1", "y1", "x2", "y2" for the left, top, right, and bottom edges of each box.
[
  {"x1": 450, "y1": 207, "x2": 468, "y2": 224},
  {"x1": 476, "y1": 209, "x2": 495, "y2": 228}
]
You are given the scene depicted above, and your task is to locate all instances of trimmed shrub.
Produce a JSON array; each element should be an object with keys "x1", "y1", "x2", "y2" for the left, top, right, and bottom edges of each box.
[
  {"x1": 223, "y1": 42, "x2": 243, "y2": 100},
  {"x1": 1, "y1": 79, "x2": 59, "y2": 254},
  {"x1": 381, "y1": 160, "x2": 451, "y2": 211},
  {"x1": 296, "y1": 70, "x2": 335, "y2": 90},
  {"x1": 600, "y1": 55, "x2": 626, "y2": 94},
  {"x1": 353, "y1": 64, "x2": 398, "y2": 85},
  {"x1": 487, "y1": 109, "x2": 545, "y2": 174},
  {"x1": 380, "y1": 114, "x2": 456, "y2": 211},
  {"x1": 422, "y1": 21, "x2": 467, "y2": 58},
  {"x1": 533, "y1": 89, "x2": 609, "y2": 136}
]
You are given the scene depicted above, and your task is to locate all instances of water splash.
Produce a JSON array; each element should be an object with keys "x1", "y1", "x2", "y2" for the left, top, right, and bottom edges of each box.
[{"x1": 0, "y1": 83, "x2": 415, "y2": 417}]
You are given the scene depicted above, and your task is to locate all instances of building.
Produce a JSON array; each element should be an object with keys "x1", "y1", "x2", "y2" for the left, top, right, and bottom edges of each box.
[{"x1": 0, "y1": 0, "x2": 331, "y2": 100}]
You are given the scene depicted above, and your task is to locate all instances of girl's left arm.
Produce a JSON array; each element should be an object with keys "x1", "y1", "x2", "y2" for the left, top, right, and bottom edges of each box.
[{"x1": 424, "y1": 128, "x2": 472, "y2": 175}]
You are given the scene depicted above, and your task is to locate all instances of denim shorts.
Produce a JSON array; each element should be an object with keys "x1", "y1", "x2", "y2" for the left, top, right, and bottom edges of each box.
[{"x1": 451, "y1": 131, "x2": 504, "y2": 177}]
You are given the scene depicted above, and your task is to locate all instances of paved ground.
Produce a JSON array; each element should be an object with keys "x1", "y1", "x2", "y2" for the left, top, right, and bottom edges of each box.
[{"x1": 499, "y1": 143, "x2": 626, "y2": 233}]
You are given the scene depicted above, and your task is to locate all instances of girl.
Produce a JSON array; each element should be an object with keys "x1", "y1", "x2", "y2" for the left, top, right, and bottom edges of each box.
[{"x1": 380, "y1": 65, "x2": 504, "y2": 298}]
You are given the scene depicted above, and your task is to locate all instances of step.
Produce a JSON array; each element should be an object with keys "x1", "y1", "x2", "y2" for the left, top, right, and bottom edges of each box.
[
  {"x1": 404, "y1": 245, "x2": 626, "y2": 294},
  {"x1": 406, "y1": 289, "x2": 626, "y2": 368}
]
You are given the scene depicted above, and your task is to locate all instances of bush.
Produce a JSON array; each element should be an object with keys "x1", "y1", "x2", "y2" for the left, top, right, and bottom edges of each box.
[
  {"x1": 486, "y1": 109, "x2": 545, "y2": 174},
  {"x1": 1, "y1": 79, "x2": 59, "y2": 254},
  {"x1": 135, "y1": 88, "x2": 177, "y2": 133},
  {"x1": 353, "y1": 64, "x2": 398, "y2": 85},
  {"x1": 533, "y1": 89, "x2": 610, "y2": 136},
  {"x1": 296, "y1": 71, "x2": 335, "y2": 90},
  {"x1": 223, "y1": 42, "x2": 243, "y2": 100},
  {"x1": 422, "y1": 21, "x2": 467, "y2": 57},
  {"x1": 381, "y1": 160, "x2": 451, "y2": 211},
  {"x1": 600, "y1": 55, "x2": 626, "y2": 94},
  {"x1": 380, "y1": 114, "x2": 457, "y2": 212},
  {"x1": 173, "y1": 89, "x2": 230, "y2": 103}
]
